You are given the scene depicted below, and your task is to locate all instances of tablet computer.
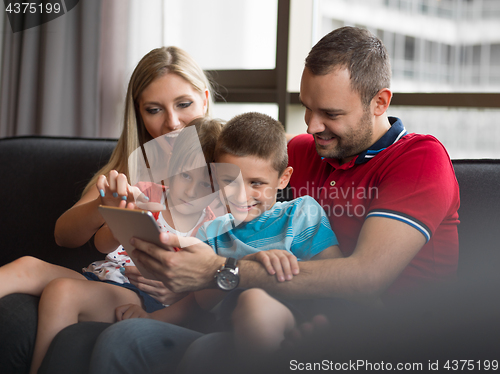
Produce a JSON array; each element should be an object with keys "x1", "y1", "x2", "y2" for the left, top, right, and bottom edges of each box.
[
  {"x1": 98, "y1": 205, "x2": 167, "y2": 279},
  {"x1": 98, "y1": 205, "x2": 164, "y2": 252}
]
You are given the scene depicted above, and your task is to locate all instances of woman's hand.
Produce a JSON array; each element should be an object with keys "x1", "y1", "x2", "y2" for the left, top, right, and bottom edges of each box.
[
  {"x1": 242, "y1": 250, "x2": 299, "y2": 282},
  {"x1": 123, "y1": 266, "x2": 188, "y2": 305},
  {"x1": 96, "y1": 171, "x2": 133, "y2": 208},
  {"x1": 96, "y1": 171, "x2": 162, "y2": 210},
  {"x1": 115, "y1": 303, "x2": 150, "y2": 321}
]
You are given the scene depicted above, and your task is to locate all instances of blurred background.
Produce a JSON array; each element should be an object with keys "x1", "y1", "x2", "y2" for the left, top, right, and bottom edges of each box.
[{"x1": 1, "y1": 0, "x2": 499, "y2": 159}]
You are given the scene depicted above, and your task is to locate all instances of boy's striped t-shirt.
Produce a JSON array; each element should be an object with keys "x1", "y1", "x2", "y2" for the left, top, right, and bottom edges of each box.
[{"x1": 197, "y1": 195, "x2": 338, "y2": 260}]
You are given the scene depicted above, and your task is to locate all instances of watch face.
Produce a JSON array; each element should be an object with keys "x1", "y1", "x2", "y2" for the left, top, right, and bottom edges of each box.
[{"x1": 217, "y1": 269, "x2": 239, "y2": 291}]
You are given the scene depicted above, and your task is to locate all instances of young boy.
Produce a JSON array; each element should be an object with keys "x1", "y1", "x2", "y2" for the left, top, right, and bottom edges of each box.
[
  {"x1": 196, "y1": 112, "x2": 342, "y2": 358},
  {"x1": 117, "y1": 112, "x2": 342, "y2": 359}
]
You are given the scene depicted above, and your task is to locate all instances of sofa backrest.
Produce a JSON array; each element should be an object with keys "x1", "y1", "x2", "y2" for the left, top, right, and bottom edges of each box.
[
  {"x1": 0, "y1": 136, "x2": 117, "y2": 271},
  {"x1": 452, "y1": 159, "x2": 500, "y2": 283}
]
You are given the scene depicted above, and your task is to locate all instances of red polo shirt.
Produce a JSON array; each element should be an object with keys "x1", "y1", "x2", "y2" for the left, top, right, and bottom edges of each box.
[{"x1": 287, "y1": 117, "x2": 460, "y2": 296}]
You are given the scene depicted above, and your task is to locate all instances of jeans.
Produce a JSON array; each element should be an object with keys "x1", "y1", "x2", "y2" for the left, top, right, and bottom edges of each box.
[
  {"x1": 178, "y1": 332, "x2": 235, "y2": 374},
  {"x1": 88, "y1": 319, "x2": 204, "y2": 374}
]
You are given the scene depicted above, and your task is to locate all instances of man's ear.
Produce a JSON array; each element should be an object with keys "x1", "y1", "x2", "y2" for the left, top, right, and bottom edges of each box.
[
  {"x1": 372, "y1": 88, "x2": 392, "y2": 116},
  {"x1": 278, "y1": 166, "x2": 293, "y2": 189}
]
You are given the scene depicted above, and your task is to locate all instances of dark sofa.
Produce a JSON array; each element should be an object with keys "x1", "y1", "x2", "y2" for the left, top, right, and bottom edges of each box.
[
  {"x1": 1, "y1": 136, "x2": 500, "y2": 371},
  {"x1": 2, "y1": 136, "x2": 499, "y2": 278}
]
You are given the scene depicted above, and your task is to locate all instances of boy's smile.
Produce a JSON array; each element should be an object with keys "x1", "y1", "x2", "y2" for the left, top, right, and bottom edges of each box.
[{"x1": 215, "y1": 154, "x2": 292, "y2": 223}]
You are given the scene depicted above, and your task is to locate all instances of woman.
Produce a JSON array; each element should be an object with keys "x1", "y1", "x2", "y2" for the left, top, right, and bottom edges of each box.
[
  {"x1": 0, "y1": 46, "x2": 215, "y2": 374},
  {"x1": 55, "y1": 45, "x2": 212, "y2": 250},
  {"x1": 55, "y1": 45, "x2": 213, "y2": 305}
]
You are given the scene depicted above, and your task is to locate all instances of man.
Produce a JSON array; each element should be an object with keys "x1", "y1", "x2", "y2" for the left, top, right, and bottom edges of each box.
[
  {"x1": 41, "y1": 26, "x2": 460, "y2": 374},
  {"x1": 288, "y1": 26, "x2": 459, "y2": 298}
]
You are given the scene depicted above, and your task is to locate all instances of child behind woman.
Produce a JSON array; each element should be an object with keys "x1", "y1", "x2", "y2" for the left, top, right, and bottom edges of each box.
[{"x1": 0, "y1": 117, "x2": 223, "y2": 374}]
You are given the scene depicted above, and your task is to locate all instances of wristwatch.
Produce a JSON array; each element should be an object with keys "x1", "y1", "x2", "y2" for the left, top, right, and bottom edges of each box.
[{"x1": 215, "y1": 257, "x2": 240, "y2": 291}]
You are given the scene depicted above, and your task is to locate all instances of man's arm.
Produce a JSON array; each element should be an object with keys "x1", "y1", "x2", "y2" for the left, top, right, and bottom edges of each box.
[
  {"x1": 238, "y1": 217, "x2": 425, "y2": 300},
  {"x1": 131, "y1": 217, "x2": 425, "y2": 300}
]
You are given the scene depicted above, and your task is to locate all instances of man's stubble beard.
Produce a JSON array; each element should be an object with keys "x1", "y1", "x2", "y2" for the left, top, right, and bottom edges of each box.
[{"x1": 315, "y1": 108, "x2": 373, "y2": 161}]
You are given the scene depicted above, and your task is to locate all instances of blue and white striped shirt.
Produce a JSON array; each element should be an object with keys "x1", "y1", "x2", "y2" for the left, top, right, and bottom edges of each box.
[{"x1": 197, "y1": 196, "x2": 338, "y2": 260}]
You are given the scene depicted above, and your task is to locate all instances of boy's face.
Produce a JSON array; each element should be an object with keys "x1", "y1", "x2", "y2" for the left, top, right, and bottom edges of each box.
[{"x1": 215, "y1": 153, "x2": 292, "y2": 223}]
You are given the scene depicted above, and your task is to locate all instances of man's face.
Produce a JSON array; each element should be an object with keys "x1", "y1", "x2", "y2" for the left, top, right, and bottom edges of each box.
[{"x1": 300, "y1": 67, "x2": 375, "y2": 162}]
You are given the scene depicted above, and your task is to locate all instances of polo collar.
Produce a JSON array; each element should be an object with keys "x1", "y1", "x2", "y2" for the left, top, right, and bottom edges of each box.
[{"x1": 355, "y1": 117, "x2": 407, "y2": 164}]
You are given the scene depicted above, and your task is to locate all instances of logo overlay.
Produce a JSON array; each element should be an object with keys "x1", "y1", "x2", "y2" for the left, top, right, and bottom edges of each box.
[{"x1": 4, "y1": 0, "x2": 80, "y2": 33}]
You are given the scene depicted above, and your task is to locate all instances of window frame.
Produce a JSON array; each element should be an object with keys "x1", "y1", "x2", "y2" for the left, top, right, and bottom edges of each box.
[{"x1": 207, "y1": 0, "x2": 500, "y2": 130}]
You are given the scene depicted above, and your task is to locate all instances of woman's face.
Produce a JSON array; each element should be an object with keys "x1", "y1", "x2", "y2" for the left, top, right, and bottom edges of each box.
[{"x1": 138, "y1": 73, "x2": 208, "y2": 138}]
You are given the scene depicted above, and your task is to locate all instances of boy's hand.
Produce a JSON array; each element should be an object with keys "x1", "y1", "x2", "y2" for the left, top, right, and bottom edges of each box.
[
  {"x1": 115, "y1": 303, "x2": 150, "y2": 321},
  {"x1": 242, "y1": 250, "x2": 299, "y2": 282}
]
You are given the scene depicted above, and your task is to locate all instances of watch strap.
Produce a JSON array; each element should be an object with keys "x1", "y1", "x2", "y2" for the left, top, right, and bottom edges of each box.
[{"x1": 224, "y1": 257, "x2": 237, "y2": 270}]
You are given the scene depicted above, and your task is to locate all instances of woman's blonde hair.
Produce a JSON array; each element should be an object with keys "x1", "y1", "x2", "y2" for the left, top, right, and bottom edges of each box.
[{"x1": 82, "y1": 46, "x2": 214, "y2": 196}]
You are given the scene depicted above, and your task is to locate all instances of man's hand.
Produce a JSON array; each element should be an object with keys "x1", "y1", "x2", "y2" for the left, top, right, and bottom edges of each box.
[
  {"x1": 123, "y1": 266, "x2": 188, "y2": 305},
  {"x1": 242, "y1": 250, "x2": 299, "y2": 282},
  {"x1": 115, "y1": 303, "x2": 149, "y2": 321},
  {"x1": 130, "y1": 233, "x2": 225, "y2": 293}
]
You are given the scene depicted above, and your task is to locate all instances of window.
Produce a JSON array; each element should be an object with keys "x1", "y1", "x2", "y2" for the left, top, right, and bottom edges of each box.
[
  {"x1": 162, "y1": 0, "x2": 278, "y2": 70},
  {"x1": 286, "y1": 0, "x2": 500, "y2": 158},
  {"x1": 122, "y1": 0, "x2": 500, "y2": 158}
]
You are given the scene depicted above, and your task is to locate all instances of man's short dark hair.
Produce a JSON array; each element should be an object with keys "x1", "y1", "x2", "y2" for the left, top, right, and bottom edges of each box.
[
  {"x1": 214, "y1": 112, "x2": 288, "y2": 175},
  {"x1": 305, "y1": 26, "x2": 391, "y2": 107}
]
